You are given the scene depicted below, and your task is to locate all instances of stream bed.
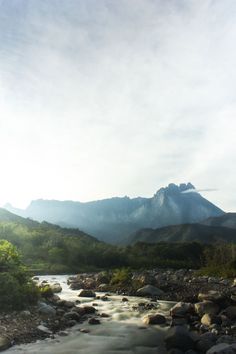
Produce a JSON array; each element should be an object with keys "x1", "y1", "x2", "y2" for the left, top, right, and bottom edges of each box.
[{"x1": 5, "y1": 275, "x2": 176, "y2": 354}]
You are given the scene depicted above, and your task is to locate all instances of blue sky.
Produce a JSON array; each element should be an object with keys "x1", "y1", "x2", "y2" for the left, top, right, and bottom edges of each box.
[{"x1": 0, "y1": 0, "x2": 236, "y2": 210}]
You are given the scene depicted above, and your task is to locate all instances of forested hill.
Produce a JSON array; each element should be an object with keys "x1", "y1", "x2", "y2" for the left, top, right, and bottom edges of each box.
[
  {"x1": 128, "y1": 223, "x2": 236, "y2": 244},
  {"x1": 0, "y1": 208, "x2": 118, "y2": 273}
]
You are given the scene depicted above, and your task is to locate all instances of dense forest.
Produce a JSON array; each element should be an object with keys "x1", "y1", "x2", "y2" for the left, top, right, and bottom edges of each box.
[{"x1": 0, "y1": 217, "x2": 235, "y2": 276}]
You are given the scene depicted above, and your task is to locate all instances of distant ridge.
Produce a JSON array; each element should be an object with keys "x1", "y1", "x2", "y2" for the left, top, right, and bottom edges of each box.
[
  {"x1": 5, "y1": 183, "x2": 224, "y2": 244},
  {"x1": 201, "y1": 213, "x2": 236, "y2": 229},
  {"x1": 127, "y1": 223, "x2": 236, "y2": 244}
]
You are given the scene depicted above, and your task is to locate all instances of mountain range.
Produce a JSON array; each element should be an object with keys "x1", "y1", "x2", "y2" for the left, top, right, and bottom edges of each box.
[{"x1": 5, "y1": 183, "x2": 224, "y2": 244}]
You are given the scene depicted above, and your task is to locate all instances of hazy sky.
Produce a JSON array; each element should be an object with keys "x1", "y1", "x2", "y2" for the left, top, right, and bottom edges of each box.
[{"x1": 0, "y1": 0, "x2": 236, "y2": 210}]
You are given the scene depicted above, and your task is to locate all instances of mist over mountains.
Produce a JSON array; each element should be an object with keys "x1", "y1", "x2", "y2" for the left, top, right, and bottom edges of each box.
[{"x1": 5, "y1": 183, "x2": 224, "y2": 244}]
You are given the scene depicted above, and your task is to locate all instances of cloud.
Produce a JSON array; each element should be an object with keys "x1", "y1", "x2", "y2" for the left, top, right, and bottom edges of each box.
[{"x1": 0, "y1": 0, "x2": 235, "y2": 210}]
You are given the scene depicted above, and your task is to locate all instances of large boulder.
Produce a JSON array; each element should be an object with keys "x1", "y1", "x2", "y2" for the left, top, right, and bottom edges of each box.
[
  {"x1": 170, "y1": 302, "x2": 193, "y2": 317},
  {"x1": 194, "y1": 301, "x2": 219, "y2": 317},
  {"x1": 206, "y1": 343, "x2": 236, "y2": 354},
  {"x1": 50, "y1": 283, "x2": 62, "y2": 293},
  {"x1": 0, "y1": 337, "x2": 11, "y2": 352},
  {"x1": 69, "y1": 282, "x2": 83, "y2": 290},
  {"x1": 165, "y1": 326, "x2": 195, "y2": 351},
  {"x1": 38, "y1": 302, "x2": 56, "y2": 317},
  {"x1": 78, "y1": 289, "x2": 96, "y2": 298},
  {"x1": 221, "y1": 306, "x2": 236, "y2": 320},
  {"x1": 143, "y1": 313, "x2": 166, "y2": 325},
  {"x1": 198, "y1": 291, "x2": 223, "y2": 303},
  {"x1": 136, "y1": 285, "x2": 164, "y2": 297},
  {"x1": 63, "y1": 311, "x2": 81, "y2": 322}
]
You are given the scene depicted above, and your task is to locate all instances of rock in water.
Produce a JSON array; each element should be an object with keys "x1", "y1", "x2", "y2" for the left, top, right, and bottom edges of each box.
[
  {"x1": 165, "y1": 326, "x2": 195, "y2": 351},
  {"x1": 136, "y1": 285, "x2": 164, "y2": 297},
  {"x1": 0, "y1": 337, "x2": 11, "y2": 351},
  {"x1": 143, "y1": 314, "x2": 166, "y2": 325},
  {"x1": 78, "y1": 289, "x2": 96, "y2": 298}
]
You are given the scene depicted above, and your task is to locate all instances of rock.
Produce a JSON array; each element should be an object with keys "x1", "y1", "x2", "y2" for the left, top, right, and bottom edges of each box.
[
  {"x1": 198, "y1": 291, "x2": 223, "y2": 303},
  {"x1": 58, "y1": 331, "x2": 69, "y2": 336},
  {"x1": 122, "y1": 297, "x2": 128, "y2": 302},
  {"x1": 216, "y1": 336, "x2": 235, "y2": 345},
  {"x1": 67, "y1": 320, "x2": 77, "y2": 327},
  {"x1": 48, "y1": 294, "x2": 60, "y2": 304},
  {"x1": 136, "y1": 285, "x2": 164, "y2": 297},
  {"x1": 195, "y1": 301, "x2": 219, "y2": 317},
  {"x1": 201, "y1": 314, "x2": 222, "y2": 327},
  {"x1": 83, "y1": 306, "x2": 96, "y2": 314},
  {"x1": 63, "y1": 301, "x2": 75, "y2": 308},
  {"x1": 221, "y1": 306, "x2": 236, "y2": 320},
  {"x1": 101, "y1": 313, "x2": 110, "y2": 318},
  {"x1": 51, "y1": 283, "x2": 62, "y2": 293},
  {"x1": 206, "y1": 343, "x2": 235, "y2": 354},
  {"x1": 38, "y1": 302, "x2": 56, "y2": 317},
  {"x1": 88, "y1": 318, "x2": 100, "y2": 325},
  {"x1": 100, "y1": 296, "x2": 108, "y2": 301},
  {"x1": 165, "y1": 326, "x2": 195, "y2": 351},
  {"x1": 197, "y1": 339, "x2": 215, "y2": 352},
  {"x1": 200, "y1": 332, "x2": 217, "y2": 343},
  {"x1": 37, "y1": 325, "x2": 52, "y2": 334},
  {"x1": 70, "y1": 282, "x2": 83, "y2": 290},
  {"x1": 78, "y1": 289, "x2": 96, "y2": 298},
  {"x1": 170, "y1": 302, "x2": 193, "y2": 317},
  {"x1": 63, "y1": 312, "x2": 81, "y2": 322},
  {"x1": 143, "y1": 313, "x2": 166, "y2": 325},
  {"x1": 80, "y1": 328, "x2": 90, "y2": 333},
  {"x1": 21, "y1": 310, "x2": 31, "y2": 317},
  {"x1": 0, "y1": 337, "x2": 11, "y2": 351}
]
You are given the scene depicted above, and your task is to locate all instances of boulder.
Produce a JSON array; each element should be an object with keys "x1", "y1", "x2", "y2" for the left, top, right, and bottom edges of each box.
[
  {"x1": 206, "y1": 343, "x2": 235, "y2": 354},
  {"x1": 78, "y1": 289, "x2": 96, "y2": 298},
  {"x1": 143, "y1": 314, "x2": 166, "y2": 325},
  {"x1": 198, "y1": 291, "x2": 223, "y2": 303},
  {"x1": 70, "y1": 282, "x2": 83, "y2": 290},
  {"x1": 50, "y1": 283, "x2": 62, "y2": 293},
  {"x1": 37, "y1": 325, "x2": 52, "y2": 334},
  {"x1": 136, "y1": 285, "x2": 164, "y2": 297},
  {"x1": 194, "y1": 301, "x2": 219, "y2": 317},
  {"x1": 38, "y1": 302, "x2": 56, "y2": 317},
  {"x1": 170, "y1": 302, "x2": 193, "y2": 317},
  {"x1": 63, "y1": 311, "x2": 81, "y2": 322},
  {"x1": 201, "y1": 314, "x2": 222, "y2": 327},
  {"x1": 0, "y1": 337, "x2": 11, "y2": 352},
  {"x1": 165, "y1": 326, "x2": 195, "y2": 351},
  {"x1": 221, "y1": 306, "x2": 236, "y2": 320},
  {"x1": 197, "y1": 339, "x2": 216, "y2": 352},
  {"x1": 88, "y1": 318, "x2": 100, "y2": 325}
]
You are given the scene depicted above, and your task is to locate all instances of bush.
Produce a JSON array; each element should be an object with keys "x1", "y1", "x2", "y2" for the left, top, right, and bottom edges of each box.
[
  {"x1": 110, "y1": 268, "x2": 132, "y2": 286},
  {"x1": 0, "y1": 240, "x2": 39, "y2": 311}
]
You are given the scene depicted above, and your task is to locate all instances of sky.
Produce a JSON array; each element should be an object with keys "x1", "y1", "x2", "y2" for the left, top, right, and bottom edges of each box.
[{"x1": 0, "y1": 0, "x2": 235, "y2": 211}]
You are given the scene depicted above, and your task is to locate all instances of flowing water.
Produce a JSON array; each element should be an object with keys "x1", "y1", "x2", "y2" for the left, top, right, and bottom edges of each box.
[{"x1": 6, "y1": 275, "x2": 176, "y2": 354}]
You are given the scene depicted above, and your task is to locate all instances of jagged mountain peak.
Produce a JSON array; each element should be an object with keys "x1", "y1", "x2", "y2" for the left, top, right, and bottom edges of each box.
[
  {"x1": 154, "y1": 182, "x2": 196, "y2": 196},
  {"x1": 5, "y1": 182, "x2": 224, "y2": 244}
]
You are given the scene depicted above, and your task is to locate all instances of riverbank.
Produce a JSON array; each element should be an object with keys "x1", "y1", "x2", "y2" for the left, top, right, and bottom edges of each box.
[{"x1": 1, "y1": 269, "x2": 236, "y2": 353}]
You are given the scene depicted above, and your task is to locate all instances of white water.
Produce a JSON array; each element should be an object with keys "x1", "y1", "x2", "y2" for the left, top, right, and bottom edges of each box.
[{"x1": 6, "y1": 275, "x2": 175, "y2": 354}]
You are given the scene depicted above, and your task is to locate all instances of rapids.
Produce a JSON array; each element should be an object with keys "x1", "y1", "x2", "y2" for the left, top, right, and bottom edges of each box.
[{"x1": 5, "y1": 275, "x2": 176, "y2": 354}]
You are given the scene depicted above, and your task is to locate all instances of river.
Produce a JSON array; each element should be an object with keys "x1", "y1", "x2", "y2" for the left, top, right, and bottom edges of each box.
[{"x1": 5, "y1": 275, "x2": 176, "y2": 354}]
